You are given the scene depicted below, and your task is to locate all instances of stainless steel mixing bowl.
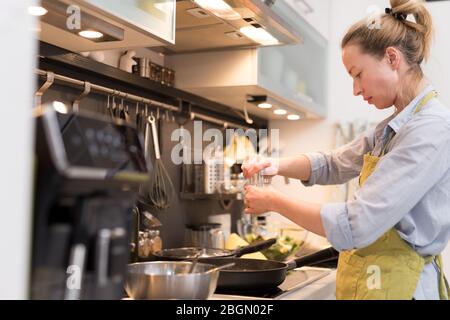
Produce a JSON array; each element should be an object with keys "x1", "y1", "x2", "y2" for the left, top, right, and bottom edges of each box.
[{"x1": 125, "y1": 261, "x2": 220, "y2": 300}]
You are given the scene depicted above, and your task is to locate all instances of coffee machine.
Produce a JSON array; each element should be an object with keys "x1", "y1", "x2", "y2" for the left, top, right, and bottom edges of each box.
[{"x1": 30, "y1": 104, "x2": 148, "y2": 299}]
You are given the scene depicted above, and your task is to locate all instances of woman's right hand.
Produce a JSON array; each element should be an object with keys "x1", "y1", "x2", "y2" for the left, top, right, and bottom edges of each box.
[{"x1": 241, "y1": 155, "x2": 279, "y2": 179}]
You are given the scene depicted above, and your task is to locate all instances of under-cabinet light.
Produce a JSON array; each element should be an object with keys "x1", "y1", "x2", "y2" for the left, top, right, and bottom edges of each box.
[
  {"x1": 258, "y1": 103, "x2": 273, "y2": 109},
  {"x1": 53, "y1": 101, "x2": 68, "y2": 114},
  {"x1": 240, "y1": 26, "x2": 279, "y2": 46},
  {"x1": 28, "y1": 6, "x2": 48, "y2": 16},
  {"x1": 194, "y1": 0, "x2": 241, "y2": 20},
  {"x1": 273, "y1": 109, "x2": 287, "y2": 115},
  {"x1": 287, "y1": 114, "x2": 301, "y2": 121},
  {"x1": 78, "y1": 30, "x2": 104, "y2": 39}
]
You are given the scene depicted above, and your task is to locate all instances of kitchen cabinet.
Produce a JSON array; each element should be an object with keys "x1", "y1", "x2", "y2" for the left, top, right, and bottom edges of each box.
[
  {"x1": 38, "y1": 0, "x2": 176, "y2": 53},
  {"x1": 169, "y1": 0, "x2": 329, "y2": 119},
  {"x1": 258, "y1": 38, "x2": 328, "y2": 118},
  {"x1": 260, "y1": 0, "x2": 329, "y2": 117},
  {"x1": 169, "y1": 43, "x2": 328, "y2": 119},
  {"x1": 85, "y1": 0, "x2": 176, "y2": 44},
  {"x1": 282, "y1": 0, "x2": 331, "y2": 41}
]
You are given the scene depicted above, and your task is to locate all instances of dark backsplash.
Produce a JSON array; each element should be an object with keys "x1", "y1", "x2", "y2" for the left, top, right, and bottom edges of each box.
[{"x1": 40, "y1": 84, "x2": 246, "y2": 248}]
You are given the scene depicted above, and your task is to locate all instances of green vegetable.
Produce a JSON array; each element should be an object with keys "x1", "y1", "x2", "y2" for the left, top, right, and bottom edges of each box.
[{"x1": 244, "y1": 233, "x2": 304, "y2": 261}]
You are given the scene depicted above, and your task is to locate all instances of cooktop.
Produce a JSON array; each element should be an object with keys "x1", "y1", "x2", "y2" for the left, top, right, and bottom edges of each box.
[{"x1": 212, "y1": 267, "x2": 332, "y2": 300}]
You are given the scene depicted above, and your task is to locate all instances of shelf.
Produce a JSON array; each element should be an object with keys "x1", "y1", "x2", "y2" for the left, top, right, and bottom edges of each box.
[
  {"x1": 179, "y1": 193, "x2": 242, "y2": 201},
  {"x1": 38, "y1": 42, "x2": 269, "y2": 129}
]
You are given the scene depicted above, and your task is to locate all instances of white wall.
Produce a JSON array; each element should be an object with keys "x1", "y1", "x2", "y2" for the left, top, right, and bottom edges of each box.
[
  {"x1": 423, "y1": 2, "x2": 450, "y2": 107},
  {"x1": 0, "y1": 1, "x2": 36, "y2": 299},
  {"x1": 425, "y1": 0, "x2": 450, "y2": 282}
]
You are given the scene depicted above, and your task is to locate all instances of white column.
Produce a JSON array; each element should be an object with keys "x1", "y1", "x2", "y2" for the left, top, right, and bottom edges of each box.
[{"x1": 0, "y1": 0, "x2": 37, "y2": 299}]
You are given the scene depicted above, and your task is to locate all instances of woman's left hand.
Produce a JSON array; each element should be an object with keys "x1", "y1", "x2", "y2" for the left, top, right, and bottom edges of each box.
[{"x1": 244, "y1": 185, "x2": 279, "y2": 215}]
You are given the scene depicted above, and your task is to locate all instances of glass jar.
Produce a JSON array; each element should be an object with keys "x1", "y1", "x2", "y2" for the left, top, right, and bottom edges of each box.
[
  {"x1": 161, "y1": 67, "x2": 167, "y2": 85},
  {"x1": 148, "y1": 230, "x2": 162, "y2": 253},
  {"x1": 138, "y1": 230, "x2": 163, "y2": 257},
  {"x1": 167, "y1": 69, "x2": 175, "y2": 87},
  {"x1": 138, "y1": 231, "x2": 148, "y2": 258}
]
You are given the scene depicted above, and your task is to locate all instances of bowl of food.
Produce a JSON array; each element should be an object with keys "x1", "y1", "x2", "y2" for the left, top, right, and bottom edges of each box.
[{"x1": 242, "y1": 226, "x2": 308, "y2": 261}]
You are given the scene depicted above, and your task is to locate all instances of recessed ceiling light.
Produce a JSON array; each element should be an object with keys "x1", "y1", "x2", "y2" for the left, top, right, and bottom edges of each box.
[
  {"x1": 287, "y1": 114, "x2": 301, "y2": 121},
  {"x1": 257, "y1": 103, "x2": 272, "y2": 109},
  {"x1": 78, "y1": 30, "x2": 104, "y2": 39},
  {"x1": 28, "y1": 6, "x2": 48, "y2": 16},
  {"x1": 273, "y1": 109, "x2": 287, "y2": 115}
]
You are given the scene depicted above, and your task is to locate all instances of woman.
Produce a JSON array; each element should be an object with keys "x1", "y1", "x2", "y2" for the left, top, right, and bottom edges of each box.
[{"x1": 242, "y1": 0, "x2": 450, "y2": 300}]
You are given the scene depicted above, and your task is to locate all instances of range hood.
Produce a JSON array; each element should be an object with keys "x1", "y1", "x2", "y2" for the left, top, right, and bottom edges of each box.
[
  {"x1": 154, "y1": 0, "x2": 302, "y2": 54},
  {"x1": 168, "y1": 48, "x2": 327, "y2": 121}
]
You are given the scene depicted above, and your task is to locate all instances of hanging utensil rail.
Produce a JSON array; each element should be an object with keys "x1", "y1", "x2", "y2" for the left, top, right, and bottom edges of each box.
[
  {"x1": 36, "y1": 69, "x2": 178, "y2": 112},
  {"x1": 36, "y1": 69, "x2": 252, "y2": 130}
]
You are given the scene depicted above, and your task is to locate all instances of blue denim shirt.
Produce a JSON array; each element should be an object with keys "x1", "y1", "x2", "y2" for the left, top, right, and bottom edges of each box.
[{"x1": 302, "y1": 85, "x2": 450, "y2": 299}]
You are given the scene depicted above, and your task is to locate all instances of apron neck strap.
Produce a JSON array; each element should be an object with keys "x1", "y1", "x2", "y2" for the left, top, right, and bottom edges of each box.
[{"x1": 379, "y1": 90, "x2": 438, "y2": 156}]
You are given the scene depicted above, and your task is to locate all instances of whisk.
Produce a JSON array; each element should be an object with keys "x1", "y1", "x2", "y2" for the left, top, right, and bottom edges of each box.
[{"x1": 147, "y1": 115, "x2": 175, "y2": 210}]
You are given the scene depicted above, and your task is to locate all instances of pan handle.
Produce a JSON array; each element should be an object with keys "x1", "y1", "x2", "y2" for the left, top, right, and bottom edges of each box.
[
  {"x1": 286, "y1": 246, "x2": 339, "y2": 270},
  {"x1": 234, "y1": 238, "x2": 276, "y2": 257}
]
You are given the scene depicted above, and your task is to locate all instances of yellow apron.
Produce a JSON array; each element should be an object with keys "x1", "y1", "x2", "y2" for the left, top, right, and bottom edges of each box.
[{"x1": 336, "y1": 90, "x2": 450, "y2": 300}]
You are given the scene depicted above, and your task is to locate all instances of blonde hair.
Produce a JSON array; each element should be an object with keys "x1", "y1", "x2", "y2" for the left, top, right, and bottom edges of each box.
[{"x1": 341, "y1": 0, "x2": 433, "y2": 101}]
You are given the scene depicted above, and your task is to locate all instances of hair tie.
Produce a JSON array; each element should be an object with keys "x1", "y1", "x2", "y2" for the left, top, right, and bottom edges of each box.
[{"x1": 385, "y1": 7, "x2": 407, "y2": 21}]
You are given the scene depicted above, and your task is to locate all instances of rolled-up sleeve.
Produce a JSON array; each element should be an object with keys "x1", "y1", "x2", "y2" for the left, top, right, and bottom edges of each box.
[
  {"x1": 320, "y1": 202, "x2": 354, "y2": 251},
  {"x1": 301, "y1": 128, "x2": 375, "y2": 186},
  {"x1": 319, "y1": 116, "x2": 450, "y2": 251}
]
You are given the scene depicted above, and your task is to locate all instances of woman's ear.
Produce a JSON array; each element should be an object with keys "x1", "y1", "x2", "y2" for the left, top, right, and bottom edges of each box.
[{"x1": 385, "y1": 47, "x2": 400, "y2": 70}]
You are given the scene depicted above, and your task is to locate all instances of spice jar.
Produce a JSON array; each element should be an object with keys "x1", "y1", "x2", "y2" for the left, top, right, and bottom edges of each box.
[
  {"x1": 161, "y1": 67, "x2": 167, "y2": 86},
  {"x1": 134, "y1": 58, "x2": 150, "y2": 78},
  {"x1": 148, "y1": 230, "x2": 162, "y2": 253},
  {"x1": 138, "y1": 231, "x2": 148, "y2": 258},
  {"x1": 167, "y1": 69, "x2": 175, "y2": 87}
]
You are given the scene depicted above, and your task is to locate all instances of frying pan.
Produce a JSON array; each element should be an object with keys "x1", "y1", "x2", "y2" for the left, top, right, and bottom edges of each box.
[
  {"x1": 199, "y1": 246, "x2": 339, "y2": 292},
  {"x1": 152, "y1": 238, "x2": 276, "y2": 261}
]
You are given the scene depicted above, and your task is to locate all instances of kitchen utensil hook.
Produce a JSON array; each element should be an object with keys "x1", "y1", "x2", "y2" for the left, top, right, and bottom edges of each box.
[
  {"x1": 106, "y1": 94, "x2": 112, "y2": 118},
  {"x1": 73, "y1": 81, "x2": 91, "y2": 112},
  {"x1": 176, "y1": 100, "x2": 190, "y2": 126},
  {"x1": 111, "y1": 90, "x2": 118, "y2": 119},
  {"x1": 243, "y1": 99, "x2": 254, "y2": 125},
  {"x1": 35, "y1": 71, "x2": 54, "y2": 111}
]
